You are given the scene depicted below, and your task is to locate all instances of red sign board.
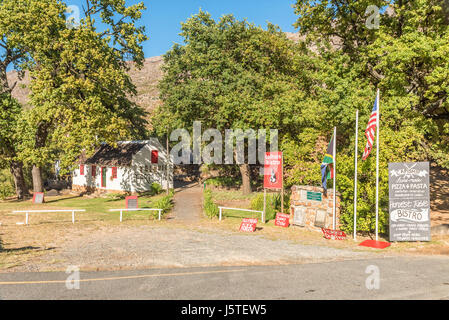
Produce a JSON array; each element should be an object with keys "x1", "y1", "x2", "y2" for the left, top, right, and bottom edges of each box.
[
  {"x1": 239, "y1": 218, "x2": 258, "y2": 232},
  {"x1": 321, "y1": 228, "x2": 347, "y2": 240},
  {"x1": 264, "y1": 152, "x2": 283, "y2": 190},
  {"x1": 274, "y1": 213, "x2": 290, "y2": 228}
]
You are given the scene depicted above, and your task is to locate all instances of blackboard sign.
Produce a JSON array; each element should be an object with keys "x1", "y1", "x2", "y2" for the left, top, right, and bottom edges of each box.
[
  {"x1": 389, "y1": 162, "x2": 431, "y2": 242},
  {"x1": 33, "y1": 192, "x2": 44, "y2": 204},
  {"x1": 307, "y1": 191, "x2": 322, "y2": 202},
  {"x1": 126, "y1": 196, "x2": 138, "y2": 209}
]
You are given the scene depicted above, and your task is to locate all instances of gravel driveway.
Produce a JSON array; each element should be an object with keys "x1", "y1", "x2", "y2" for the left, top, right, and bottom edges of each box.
[{"x1": 13, "y1": 225, "x2": 378, "y2": 272}]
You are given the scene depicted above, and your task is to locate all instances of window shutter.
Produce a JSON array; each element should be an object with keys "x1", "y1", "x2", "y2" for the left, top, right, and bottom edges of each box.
[
  {"x1": 92, "y1": 165, "x2": 96, "y2": 177},
  {"x1": 151, "y1": 150, "x2": 159, "y2": 164},
  {"x1": 112, "y1": 167, "x2": 117, "y2": 179},
  {"x1": 80, "y1": 165, "x2": 84, "y2": 176}
]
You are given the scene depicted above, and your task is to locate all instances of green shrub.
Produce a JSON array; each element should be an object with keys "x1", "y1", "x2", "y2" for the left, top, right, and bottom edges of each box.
[
  {"x1": 250, "y1": 192, "x2": 290, "y2": 222},
  {"x1": 205, "y1": 176, "x2": 241, "y2": 188},
  {"x1": 152, "y1": 191, "x2": 174, "y2": 218},
  {"x1": 151, "y1": 183, "x2": 163, "y2": 195},
  {"x1": 0, "y1": 169, "x2": 15, "y2": 200},
  {"x1": 203, "y1": 189, "x2": 219, "y2": 218}
]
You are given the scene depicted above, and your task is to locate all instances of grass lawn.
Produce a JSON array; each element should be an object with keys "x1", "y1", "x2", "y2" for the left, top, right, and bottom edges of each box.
[
  {"x1": 0, "y1": 193, "x2": 169, "y2": 224},
  {"x1": 0, "y1": 192, "x2": 173, "y2": 270}
]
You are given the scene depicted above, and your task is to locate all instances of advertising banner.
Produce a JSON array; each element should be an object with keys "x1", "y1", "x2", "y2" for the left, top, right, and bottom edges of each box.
[
  {"x1": 239, "y1": 218, "x2": 258, "y2": 232},
  {"x1": 264, "y1": 152, "x2": 283, "y2": 190},
  {"x1": 389, "y1": 162, "x2": 431, "y2": 242}
]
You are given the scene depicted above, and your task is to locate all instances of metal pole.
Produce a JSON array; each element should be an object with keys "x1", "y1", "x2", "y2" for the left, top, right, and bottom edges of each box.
[
  {"x1": 375, "y1": 89, "x2": 380, "y2": 241},
  {"x1": 166, "y1": 132, "x2": 170, "y2": 195},
  {"x1": 354, "y1": 110, "x2": 359, "y2": 240},
  {"x1": 263, "y1": 188, "x2": 267, "y2": 224},
  {"x1": 333, "y1": 127, "x2": 337, "y2": 230},
  {"x1": 281, "y1": 153, "x2": 284, "y2": 214}
]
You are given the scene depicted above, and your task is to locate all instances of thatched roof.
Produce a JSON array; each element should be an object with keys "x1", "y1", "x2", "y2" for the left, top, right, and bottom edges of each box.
[{"x1": 84, "y1": 142, "x2": 146, "y2": 167}]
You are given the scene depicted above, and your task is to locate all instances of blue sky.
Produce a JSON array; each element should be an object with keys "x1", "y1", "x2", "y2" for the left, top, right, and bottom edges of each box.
[{"x1": 68, "y1": 0, "x2": 299, "y2": 58}]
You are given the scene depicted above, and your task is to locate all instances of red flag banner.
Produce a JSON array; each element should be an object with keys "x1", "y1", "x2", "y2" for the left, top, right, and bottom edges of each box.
[{"x1": 264, "y1": 152, "x2": 283, "y2": 190}]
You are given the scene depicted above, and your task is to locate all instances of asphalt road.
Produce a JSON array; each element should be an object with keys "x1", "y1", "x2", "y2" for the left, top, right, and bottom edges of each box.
[{"x1": 1, "y1": 256, "x2": 449, "y2": 300}]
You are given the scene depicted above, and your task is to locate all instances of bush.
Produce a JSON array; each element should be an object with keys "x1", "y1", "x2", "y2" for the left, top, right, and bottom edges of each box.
[
  {"x1": 152, "y1": 190, "x2": 174, "y2": 218},
  {"x1": 205, "y1": 176, "x2": 241, "y2": 188},
  {"x1": 250, "y1": 192, "x2": 290, "y2": 222},
  {"x1": 151, "y1": 183, "x2": 163, "y2": 195},
  {"x1": 203, "y1": 189, "x2": 219, "y2": 218},
  {"x1": 0, "y1": 169, "x2": 15, "y2": 200}
]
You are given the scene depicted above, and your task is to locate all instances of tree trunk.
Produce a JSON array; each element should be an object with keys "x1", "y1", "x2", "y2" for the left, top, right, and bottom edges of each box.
[
  {"x1": 32, "y1": 165, "x2": 44, "y2": 193},
  {"x1": 239, "y1": 164, "x2": 252, "y2": 195},
  {"x1": 10, "y1": 160, "x2": 28, "y2": 200},
  {"x1": 31, "y1": 121, "x2": 50, "y2": 193}
]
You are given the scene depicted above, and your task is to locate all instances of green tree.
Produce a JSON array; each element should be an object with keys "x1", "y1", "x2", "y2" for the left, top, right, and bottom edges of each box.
[
  {"x1": 292, "y1": 0, "x2": 449, "y2": 236},
  {"x1": 154, "y1": 11, "x2": 315, "y2": 194},
  {"x1": 15, "y1": 0, "x2": 148, "y2": 191}
]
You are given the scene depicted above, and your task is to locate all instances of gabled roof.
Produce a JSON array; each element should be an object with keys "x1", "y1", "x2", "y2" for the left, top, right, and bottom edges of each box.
[{"x1": 84, "y1": 141, "x2": 147, "y2": 167}]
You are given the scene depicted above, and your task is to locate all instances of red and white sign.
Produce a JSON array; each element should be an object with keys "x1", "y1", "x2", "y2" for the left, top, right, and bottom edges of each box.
[
  {"x1": 321, "y1": 228, "x2": 347, "y2": 240},
  {"x1": 239, "y1": 218, "x2": 258, "y2": 232},
  {"x1": 264, "y1": 152, "x2": 283, "y2": 190},
  {"x1": 274, "y1": 212, "x2": 290, "y2": 228}
]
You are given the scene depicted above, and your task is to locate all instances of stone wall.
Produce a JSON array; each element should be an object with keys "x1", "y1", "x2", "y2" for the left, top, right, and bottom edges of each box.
[{"x1": 290, "y1": 185, "x2": 341, "y2": 232}]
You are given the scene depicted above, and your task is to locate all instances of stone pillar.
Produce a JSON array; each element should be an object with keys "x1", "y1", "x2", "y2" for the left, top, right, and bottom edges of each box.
[{"x1": 290, "y1": 185, "x2": 341, "y2": 232}]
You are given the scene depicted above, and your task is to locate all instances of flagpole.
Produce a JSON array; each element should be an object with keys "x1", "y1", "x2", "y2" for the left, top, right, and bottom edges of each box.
[
  {"x1": 375, "y1": 89, "x2": 380, "y2": 241},
  {"x1": 333, "y1": 126, "x2": 337, "y2": 230},
  {"x1": 354, "y1": 110, "x2": 359, "y2": 240}
]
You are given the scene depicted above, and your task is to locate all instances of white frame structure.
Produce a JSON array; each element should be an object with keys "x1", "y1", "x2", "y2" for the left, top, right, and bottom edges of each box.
[
  {"x1": 12, "y1": 209, "x2": 86, "y2": 225},
  {"x1": 218, "y1": 206, "x2": 264, "y2": 223},
  {"x1": 108, "y1": 208, "x2": 164, "y2": 222}
]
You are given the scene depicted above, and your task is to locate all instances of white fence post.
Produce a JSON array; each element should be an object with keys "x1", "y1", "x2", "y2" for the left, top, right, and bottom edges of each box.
[
  {"x1": 219, "y1": 207, "x2": 222, "y2": 221},
  {"x1": 72, "y1": 210, "x2": 75, "y2": 224},
  {"x1": 158, "y1": 209, "x2": 161, "y2": 221},
  {"x1": 25, "y1": 212, "x2": 29, "y2": 225},
  {"x1": 120, "y1": 210, "x2": 123, "y2": 222}
]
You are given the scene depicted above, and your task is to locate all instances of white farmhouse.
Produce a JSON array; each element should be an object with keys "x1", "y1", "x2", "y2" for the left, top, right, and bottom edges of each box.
[{"x1": 72, "y1": 139, "x2": 173, "y2": 194}]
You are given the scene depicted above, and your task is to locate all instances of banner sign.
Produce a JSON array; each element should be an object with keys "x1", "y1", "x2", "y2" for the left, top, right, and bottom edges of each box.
[
  {"x1": 388, "y1": 162, "x2": 431, "y2": 242},
  {"x1": 239, "y1": 218, "x2": 258, "y2": 232},
  {"x1": 274, "y1": 213, "x2": 290, "y2": 228},
  {"x1": 321, "y1": 228, "x2": 347, "y2": 240},
  {"x1": 264, "y1": 152, "x2": 283, "y2": 190}
]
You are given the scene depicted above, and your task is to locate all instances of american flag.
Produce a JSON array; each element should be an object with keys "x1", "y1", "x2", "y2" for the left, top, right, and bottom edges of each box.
[{"x1": 362, "y1": 94, "x2": 378, "y2": 160}]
